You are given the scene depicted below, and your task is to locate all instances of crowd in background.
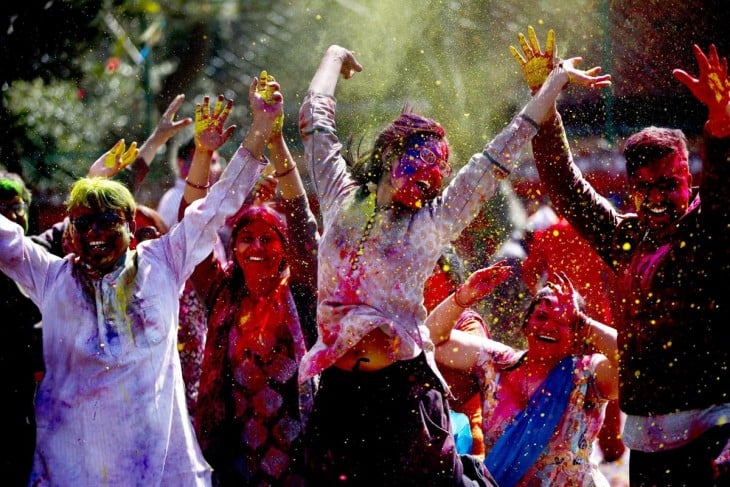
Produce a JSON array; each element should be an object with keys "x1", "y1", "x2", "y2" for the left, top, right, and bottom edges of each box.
[{"x1": 1, "y1": 24, "x2": 729, "y2": 487}]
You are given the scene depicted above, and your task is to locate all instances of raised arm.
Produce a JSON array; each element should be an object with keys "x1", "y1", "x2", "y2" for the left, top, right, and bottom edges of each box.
[
  {"x1": 431, "y1": 262, "x2": 515, "y2": 374},
  {"x1": 137, "y1": 94, "x2": 193, "y2": 165},
  {"x1": 673, "y1": 43, "x2": 730, "y2": 138},
  {"x1": 426, "y1": 261, "x2": 512, "y2": 346},
  {"x1": 87, "y1": 139, "x2": 139, "y2": 179},
  {"x1": 87, "y1": 94, "x2": 192, "y2": 190},
  {"x1": 182, "y1": 94, "x2": 236, "y2": 206},
  {"x1": 259, "y1": 71, "x2": 307, "y2": 201},
  {"x1": 513, "y1": 25, "x2": 611, "y2": 127},
  {"x1": 308, "y1": 45, "x2": 363, "y2": 96},
  {"x1": 548, "y1": 272, "x2": 618, "y2": 400}
]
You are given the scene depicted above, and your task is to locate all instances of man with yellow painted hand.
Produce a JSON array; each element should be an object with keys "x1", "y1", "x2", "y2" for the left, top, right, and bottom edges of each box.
[
  {"x1": 523, "y1": 25, "x2": 730, "y2": 486},
  {"x1": 510, "y1": 26, "x2": 555, "y2": 94}
]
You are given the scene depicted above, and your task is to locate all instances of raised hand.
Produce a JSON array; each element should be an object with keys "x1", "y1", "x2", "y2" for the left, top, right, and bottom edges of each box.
[
  {"x1": 337, "y1": 47, "x2": 363, "y2": 80},
  {"x1": 559, "y1": 57, "x2": 612, "y2": 89},
  {"x1": 510, "y1": 25, "x2": 556, "y2": 93},
  {"x1": 454, "y1": 261, "x2": 512, "y2": 308},
  {"x1": 256, "y1": 71, "x2": 284, "y2": 138},
  {"x1": 194, "y1": 95, "x2": 236, "y2": 154},
  {"x1": 546, "y1": 271, "x2": 581, "y2": 320},
  {"x1": 87, "y1": 139, "x2": 138, "y2": 178},
  {"x1": 151, "y1": 94, "x2": 193, "y2": 144},
  {"x1": 673, "y1": 44, "x2": 730, "y2": 135},
  {"x1": 249, "y1": 76, "x2": 283, "y2": 136}
]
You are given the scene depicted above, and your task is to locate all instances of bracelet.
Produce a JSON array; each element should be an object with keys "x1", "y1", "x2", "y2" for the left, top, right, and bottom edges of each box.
[
  {"x1": 482, "y1": 150, "x2": 510, "y2": 177},
  {"x1": 453, "y1": 285, "x2": 471, "y2": 309},
  {"x1": 275, "y1": 163, "x2": 297, "y2": 178},
  {"x1": 185, "y1": 178, "x2": 210, "y2": 190},
  {"x1": 519, "y1": 113, "x2": 540, "y2": 130}
]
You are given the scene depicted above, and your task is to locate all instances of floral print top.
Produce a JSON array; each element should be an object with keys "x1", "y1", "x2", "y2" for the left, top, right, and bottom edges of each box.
[{"x1": 478, "y1": 350, "x2": 610, "y2": 486}]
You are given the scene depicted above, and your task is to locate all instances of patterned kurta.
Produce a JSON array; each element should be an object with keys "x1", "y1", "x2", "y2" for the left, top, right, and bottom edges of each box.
[
  {"x1": 194, "y1": 196, "x2": 317, "y2": 486},
  {"x1": 297, "y1": 91, "x2": 538, "y2": 383}
]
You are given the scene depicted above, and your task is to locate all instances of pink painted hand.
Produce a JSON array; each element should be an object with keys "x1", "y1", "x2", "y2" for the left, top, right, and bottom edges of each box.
[
  {"x1": 546, "y1": 271, "x2": 581, "y2": 324},
  {"x1": 454, "y1": 261, "x2": 512, "y2": 308},
  {"x1": 673, "y1": 44, "x2": 730, "y2": 136}
]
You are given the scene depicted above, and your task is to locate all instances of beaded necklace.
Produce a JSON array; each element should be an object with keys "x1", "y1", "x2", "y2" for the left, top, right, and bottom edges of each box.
[{"x1": 350, "y1": 192, "x2": 394, "y2": 271}]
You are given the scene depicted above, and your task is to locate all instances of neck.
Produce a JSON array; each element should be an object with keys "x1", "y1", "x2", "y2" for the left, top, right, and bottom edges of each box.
[
  {"x1": 244, "y1": 273, "x2": 280, "y2": 297},
  {"x1": 375, "y1": 182, "x2": 395, "y2": 209},
  {"x1": 523, "y1": 352, "x2": 563, "y2": 377}
]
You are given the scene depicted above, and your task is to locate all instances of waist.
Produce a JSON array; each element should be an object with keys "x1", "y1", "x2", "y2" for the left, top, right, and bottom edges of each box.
[
  {"x1": 324, "y1": 352, "x2": 435, "y2": 385},
  {"x1": 623, "y1": 403, "x2": 730, "y2": 451}
]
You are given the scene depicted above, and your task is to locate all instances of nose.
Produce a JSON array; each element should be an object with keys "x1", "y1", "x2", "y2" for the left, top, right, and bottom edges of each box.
[
  {"x1": 249, "y1": 237, "x2": 264, "y2": 250},
  {"x1": 644, "y1": 185, "x2": 665, "y2": 204}
]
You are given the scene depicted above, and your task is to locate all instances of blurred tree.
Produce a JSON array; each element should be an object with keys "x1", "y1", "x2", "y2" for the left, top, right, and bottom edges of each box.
[{"x1": 2, "y1": 0, "x2": 727, "y2": 220}]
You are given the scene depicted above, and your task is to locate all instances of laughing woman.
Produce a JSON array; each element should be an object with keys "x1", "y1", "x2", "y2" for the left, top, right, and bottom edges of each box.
[{"x1": 429, "y1": 271, "x2": 619, "y2": 487}]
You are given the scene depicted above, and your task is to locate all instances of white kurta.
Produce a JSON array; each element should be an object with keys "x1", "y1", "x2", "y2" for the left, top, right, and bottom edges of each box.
[{"x1": 0, "y1": 146, "x2": 266, "y2": 486}]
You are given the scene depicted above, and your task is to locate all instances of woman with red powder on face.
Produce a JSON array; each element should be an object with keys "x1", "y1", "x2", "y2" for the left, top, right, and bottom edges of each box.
[
  {"x1": 299, "y1": 36, "x2": 611, "y2": 486},
  {"x1": 182, "y1": 76, "x2": 318, "y2": 486},
  {"x1": 429, "y1": 271, "x2": 618, "y2": 487}
]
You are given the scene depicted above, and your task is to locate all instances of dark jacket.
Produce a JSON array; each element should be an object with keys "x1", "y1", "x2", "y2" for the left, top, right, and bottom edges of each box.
[{"x1": 531, "y1": 113, "x2": 730, "y2": 416}]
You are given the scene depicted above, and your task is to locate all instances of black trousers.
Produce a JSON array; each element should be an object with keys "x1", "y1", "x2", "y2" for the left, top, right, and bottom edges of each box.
[
  {"x1": 304, "y1": 353, "x2": 495, "y2": 486},
  {"x1": 630, "y1": 424, "x2": 730, "y2": 487}
]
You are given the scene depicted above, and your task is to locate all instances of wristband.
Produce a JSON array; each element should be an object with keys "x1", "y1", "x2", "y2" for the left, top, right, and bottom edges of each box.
[
  {"x1": 185, "y1": 178, "x2": 210, "y2": 190},
  {"x1": 482, "y1": 151, "x2": 510, "y2": 177},
  {"x1": 519, "y1": 113, "x2": 540, "y2": 130},
  {"x1": 275, "y1": 163, "x2": 297, "y2": 178},
  {"x1": 453, "y1": 285, "x2": 471, "y2": 308}
]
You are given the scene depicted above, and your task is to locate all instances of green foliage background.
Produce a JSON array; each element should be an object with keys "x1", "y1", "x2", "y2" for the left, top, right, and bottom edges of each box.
[{"x1": 2, "y1": 0, "x2": 610, "y2": 201}]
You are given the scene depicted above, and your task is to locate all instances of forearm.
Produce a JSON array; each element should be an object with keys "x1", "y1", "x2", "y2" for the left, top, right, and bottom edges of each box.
[
  {"x1": 183, "y1": 149, "x2": 213, "y2": 205},
  {"x1": 579, "y1": 313, "x2": 618, "y2": 365},
  {"x1": 520, "y1": 68, "x2": 569, "y2": 125},
  {"x1": 308, "y1": 46, "x2": 346, "y2": 96},
  {"x1": 268, "y1": 135, "x2": 306, "y2": 200},
  {"x1": 426, "y1": 292, "x2": 470, "y2": 345},
  {"x1": 136, "y1": 129, "x2": 167, "y2": 167}
]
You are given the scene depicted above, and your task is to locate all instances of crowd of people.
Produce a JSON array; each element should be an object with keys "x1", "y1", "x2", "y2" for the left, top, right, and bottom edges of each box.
[{"x1": 1, "y1": 24, "x2": 728, "y2": 487}]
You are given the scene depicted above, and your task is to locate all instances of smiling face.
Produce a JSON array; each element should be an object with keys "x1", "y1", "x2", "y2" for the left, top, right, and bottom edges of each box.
[
  {"x1": 390, "y1": 138, "x2": 450, "y2": 209},
  {"x1": 523, "y1": 293, "x2": 574, "y2": 360},
  {"x1": 629, "y1": 152, "x2": 692, "y2": 234},
  {"x1": 233, "y1": 219, "x2": 285, "y2": 284},
  {"x1": 70, "y1": 206, "x2": 133, "y2": 273}
]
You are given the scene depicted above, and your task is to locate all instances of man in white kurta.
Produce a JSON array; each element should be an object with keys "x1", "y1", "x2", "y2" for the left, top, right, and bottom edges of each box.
[{"x1": 0, "y1": 140, "x2": 268, "y2": 485}]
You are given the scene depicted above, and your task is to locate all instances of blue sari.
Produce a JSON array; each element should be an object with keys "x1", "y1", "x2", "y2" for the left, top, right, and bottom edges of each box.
[{"x1": 484, "y1": 356, "x2": 577, "y2": 487}]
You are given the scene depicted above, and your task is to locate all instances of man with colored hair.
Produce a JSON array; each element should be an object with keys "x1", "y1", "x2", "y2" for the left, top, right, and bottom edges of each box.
[
  {"x1": 0, "y1": 82, "x2": 278, "y2": 485},
  {"x1": 0, "y1": 170, "x2": 43, "y2": 487}
]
